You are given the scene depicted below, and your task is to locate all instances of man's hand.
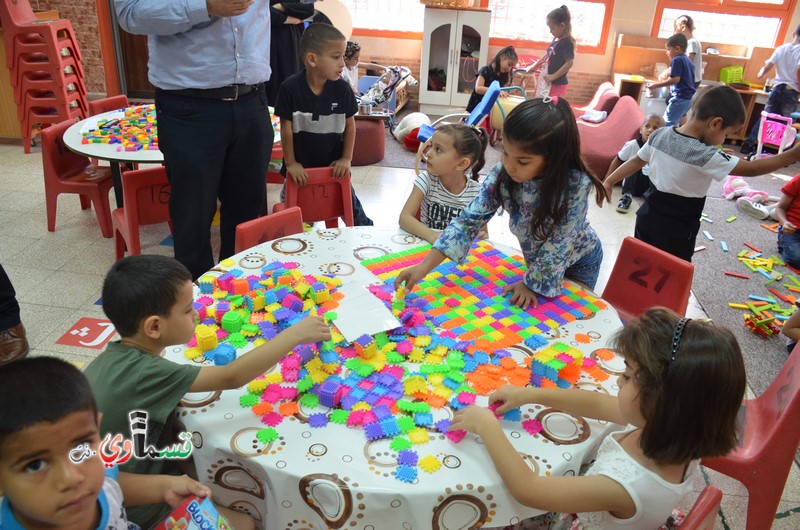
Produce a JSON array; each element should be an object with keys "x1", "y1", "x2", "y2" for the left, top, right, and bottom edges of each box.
[{"x1": 207, "y1": 0, "x2": 254, "y2": 17}]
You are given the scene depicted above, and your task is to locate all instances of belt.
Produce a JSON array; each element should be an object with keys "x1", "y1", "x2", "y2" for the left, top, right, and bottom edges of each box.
[{"x1": 164, "y1": 83, "x2": 264, "y2": 101}]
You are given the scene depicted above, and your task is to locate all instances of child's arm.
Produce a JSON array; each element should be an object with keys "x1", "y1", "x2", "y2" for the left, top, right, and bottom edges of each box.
[
  {"x1": 281, "y1": 117, "x2": 308, "y2": 186},
  {"x1": 602, "y1": 157, "x2": 647, "y2": 203},
  {"x1": 472, "y1": 74, "x2": 489, "y2": 96},
  {"x1": 189, "y1": 316, "x2": 331, "y2": 392},
  {"x1": 648, "y1": 75, "x2": 679, "y2": 89},
  {"x1": 757, "y1": 61, "x2": 775, "y2": 79},
  {"x1": 451, "y1": 407, "x2": 634, "y2": 515},
  {"x1": 394, "y1": 248, "x2": 447, "y2": 292},
  {"x1": 782, "y1": 308, "x2": 800, "y2": 344},
  {"x1": 604, "y1": 156, "x2": 623, "y2": 181},
  {"x1": 732, "y1": 142, "x2": 800, "y2": 176},
  {"x1": 399, "y1": 187, "x2": 440, "y2": 244},
  {"x1": 772, "y1": 193, "x2": 798, "y2": 234},
  {"x1": 331, "y1": 116, "x2": 355, "y2": 179},
  {"x1": 490, "y1": 385, "x2": 624, "y2": 424},
  {"x1": 117, "y1": 472, "x2": 210, "y2": 507}
]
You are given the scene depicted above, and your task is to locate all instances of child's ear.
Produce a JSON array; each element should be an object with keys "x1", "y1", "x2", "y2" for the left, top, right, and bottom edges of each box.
[
  {"x1": 456, "y1": 156, "x2": 473, "y2": 171},
  {"x1": 709, "y1": 116, "x2": 724, "y2": 130},
  {"x1": 142, "y1": 315, "x2": 162, "y2": 339},
  {"x1": 96, "y1": 412, "x2": 103, "y2": 428},
  {"x1": 306, "y1": 51, "x2": 317, "y2": 68}
]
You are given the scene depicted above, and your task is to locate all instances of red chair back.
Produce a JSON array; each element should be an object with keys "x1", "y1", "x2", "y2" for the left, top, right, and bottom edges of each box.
[
  {"x1": 111, "y1": 167, "x2": 171, "y2": 258},
  {"x1": 235, "y1": 206, "x2": 304, "y2": 254},
  {"x1": 280, "y1": 167, "x2": 354, "y2": 228},
  {"x1": 678, "y1": 486, "x2": 722, "y2": 530},
  {"x1": 601, "y1": 236, "x2": 694, "y2": 321},
  {"x1": 88, "y1": 94, "x2": 129, "y2": 117},
  {"x1": 40, "y1": 119, "x2": 91, "y2": 181},
  {"x1": 701, "y1": 344, "x2": 800, "y2": 529},
  {"x1": 0, "y1": 0, "x2": 37, "y2": 27}
]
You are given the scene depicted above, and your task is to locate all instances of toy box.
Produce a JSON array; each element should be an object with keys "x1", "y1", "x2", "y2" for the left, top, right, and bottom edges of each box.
[{"x1": 154, "y1": 496, "x2": 231, "y2": 530}]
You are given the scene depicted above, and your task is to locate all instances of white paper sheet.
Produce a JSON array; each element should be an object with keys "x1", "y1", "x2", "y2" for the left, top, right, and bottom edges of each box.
[{"x1": 333, "y1": 282, "x2": 401, "y2": 343}]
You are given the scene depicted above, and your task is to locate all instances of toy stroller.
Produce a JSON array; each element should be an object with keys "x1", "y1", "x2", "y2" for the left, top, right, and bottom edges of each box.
[
  {"x1": 751, "y1": 111, "x2": 796, "y2": 160},
  {"x1": 486, "y1": 85, "x2": 527, "y2": 145},
  {"x1": 357, "y1": 65, "x2": 418, "y2": 127}
]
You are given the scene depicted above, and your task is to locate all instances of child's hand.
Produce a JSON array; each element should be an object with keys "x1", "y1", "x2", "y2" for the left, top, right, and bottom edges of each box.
[
  {"x1": 450, "y1": 405, "x2": 497, "y2": 435},
  {"x1": 163, "y1": 475, "x2": 211, "y2": 507},
  {"x1": 286, "y1": 163, "x2": 308, "y2": 186},
  {"x1": 394, "y1": 264, "x2": 428, "y2": 293},
  {"x1": 331, "y1": 158, "x2": 351, "y2": 179},
  {"x1": 502, "y1": 281, "x2": 537, "y2": 309},
  {"x1": 602, "y1": 182, "x2": 613, "y2": 204},
  {"x1": 289, "y1": 315, "x2": 331, "y2": 344},
  {"x1": 784, "y1": 221, "x2": 797, "y2": 234},
  {"x1": 489, "y1": 385, "x2": 533, "y2": 413},
  {"x1": 542, "y1": 74, "x2": 554, "y2": 83},
  {"x1": 477, "y1": 225, "x2": 489, "y2": 240},
  {"x1": 498, "y1": 91, "x2": 509, "y2": 99}
]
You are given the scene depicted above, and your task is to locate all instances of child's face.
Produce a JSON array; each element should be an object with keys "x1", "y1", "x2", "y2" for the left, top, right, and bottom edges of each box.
[
  {"x1": 501, "y1": 140, "x2": 546, "y2": 183},
  {"x1": 344, "y1": 50, "x2": 360, "y2": 69},
  {"x1": 424, "y1": 131, "x2": 468, "y2": 178},
  {"x1": 640, "y1": 117, "x2": 664, "y2": 142},
  {"x1": 700, "y1": 119, "x2": 741, "y2": 148},
  {"x1": 160, "y1": 280, "x2": 199, "y2": 347},
  {"x1": 311, "y1": 39, "x2": 347, "y2": 82},
  {"x1": 665, "y1": 45, "x2": 683, "y2": 60},
  {"x1": 0, "y1": 410, "x2": 104, "y2": 529},
  {"x1": 499, "y1": 57, "x2": 516, "y2": 74},
  {"x1": 547, "y1": 20, "x2": 566, "y2": 39},
  {"x1": 617, "y1": 359, "x2": 646, "y2": 427}
]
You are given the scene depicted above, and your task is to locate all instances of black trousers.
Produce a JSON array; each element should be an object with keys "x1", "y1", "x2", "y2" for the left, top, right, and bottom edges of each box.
[
  {"x1": 155, "y1": 88, "x2": 272, "y2": 279},
  {"x1": 0, "y1": 265, "x2": 21, "y2": 330}
]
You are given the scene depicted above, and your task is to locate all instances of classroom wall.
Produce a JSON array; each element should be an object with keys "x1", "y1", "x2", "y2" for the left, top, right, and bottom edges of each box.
[{"x1": 33, "y1": 0, "x2": 800, "y2": 101}]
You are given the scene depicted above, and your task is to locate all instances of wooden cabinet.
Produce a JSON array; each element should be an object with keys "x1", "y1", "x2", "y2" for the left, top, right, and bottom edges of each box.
[{"x1": 419, "y1": 6, "x2": 490, "y2": 115}]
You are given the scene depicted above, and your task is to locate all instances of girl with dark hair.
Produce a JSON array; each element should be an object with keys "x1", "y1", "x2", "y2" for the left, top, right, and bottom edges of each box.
[
  {"x1": 450, "y1": 307, "x2": 746, "y2": 529},
  {"x1": 674, "y1": 15, "x2": 702, "y2": 87},
  {"x1": 530, "y1": 5, "x2": 576, "y2": 98},
  {"x1": 395, "y1": 97, "x2": 605, "y2": 309},
  {"x1": 466, "y1": 46, "x2": 519, "y2": 112}
]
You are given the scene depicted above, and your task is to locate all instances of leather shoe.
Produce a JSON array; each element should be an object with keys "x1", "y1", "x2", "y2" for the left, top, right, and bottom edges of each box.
[{"x1": 0, "y1": 323, "x2": 29, "y2": 364}]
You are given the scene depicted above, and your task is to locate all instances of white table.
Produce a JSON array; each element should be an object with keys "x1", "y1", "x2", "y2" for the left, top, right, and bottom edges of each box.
[{"x1": 163, "y1": 227, "x2": 625, "y2": 529}]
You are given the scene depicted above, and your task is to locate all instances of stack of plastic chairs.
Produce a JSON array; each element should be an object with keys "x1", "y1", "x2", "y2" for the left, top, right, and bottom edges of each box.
[{"x1": 0, "y1": 0, "x2": 87, "y2": 153}]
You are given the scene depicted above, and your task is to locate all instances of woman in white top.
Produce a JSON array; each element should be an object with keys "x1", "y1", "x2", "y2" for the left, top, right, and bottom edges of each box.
[{"x1": 675, "y1": 15, "x2": 702, "y2": 87}]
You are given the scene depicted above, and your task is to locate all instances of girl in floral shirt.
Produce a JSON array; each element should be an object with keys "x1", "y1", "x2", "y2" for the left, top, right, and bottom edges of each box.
[{"x1": 395, "y1": 97, "x2": 605, "y2": 308}]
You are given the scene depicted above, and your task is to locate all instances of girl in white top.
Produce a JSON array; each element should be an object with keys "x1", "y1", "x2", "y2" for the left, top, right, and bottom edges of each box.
[
  {"x1": 400, "y1": 124, "x2": 489, "y2": 243},
  {"x1": 451, "y1": 307, "x2": 747, "y2": 529},
  {"x1": 341, "y1": 41, "x2": 369, "y2": 93}
]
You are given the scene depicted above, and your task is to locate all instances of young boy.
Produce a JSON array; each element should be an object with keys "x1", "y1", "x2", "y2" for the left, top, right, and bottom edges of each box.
[
  {"x1": 84, "y1": 255, "x2": 330, "y2": 527},
  {"x1": 603, "y1": 85, "x2": 800, "y2": 262},
  {"x1": 0, "y1": 357, "x2": 212, "y2": 529},
  {"x1": 274, "y1": 23, "x2": 374, "y2": 226},
  {"x1": 648, "y1": 33, "x2": 696, "y2": 127},
  {"x1": 741, "y1": 24, "x2": 800, "y2": 156},
  {"x1": 606, "y1": 113, "x2": 665, "y2": 213}
]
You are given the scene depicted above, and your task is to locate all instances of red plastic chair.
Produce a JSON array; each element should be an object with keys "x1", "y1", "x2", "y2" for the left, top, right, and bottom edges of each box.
[
  {"x1": 273, "y1": 167, "x2": 354, "y2": 228},
  {"x1": 601, "y1": 236, "x2": 694, "y2": 321},
  {"x1": 40, "y1": 119, "x2": 114, "y2": 237},
  {"x1": 235, "y1": 206, "x2": 304, "y2": 254},
  {"x1": 0, "y1": 0, "x2": 83, "y2": 70},
  {"x1": 88, "y1": 94, "x2": 129, "y2": 117},
  {"x1": 701, "y1": 345, "x2": 800, "y2": 530},
  {"x1": 678, "y1": 486, "x2": 722, "y2": 530},
  {"x1": 111, "y1": 167, "x2": 172, "y2": 259}
]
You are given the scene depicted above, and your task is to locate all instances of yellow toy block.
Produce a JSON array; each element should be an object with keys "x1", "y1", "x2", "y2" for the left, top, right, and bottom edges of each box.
[
  {"x1": 184, "y1": 347, "x2": 203, "y2": 360},
  {"x1": 263, "y1": 372, "x2": 284, "y2": 384},
  {"x1": 248, "y1": 379, "x2": 268, "y2": 393},
  {"x1": 352, "y1": 402, "x2": 372, "y2": 411},
  {"x1": 408, "y1": 348, "x2": 425, "y2": 363},
  {"x1": 212, "y1": 290, "x2": 229, "y2": 299},
  {"x1": 419, "y1": 455, "x2": 442, "y2": 473},
  {"x1": 408, "y1": 428, "x2": 430, "y2": 445},
  {"x1": 195, "y1": 325, "x2": 218, "y2": 352}
]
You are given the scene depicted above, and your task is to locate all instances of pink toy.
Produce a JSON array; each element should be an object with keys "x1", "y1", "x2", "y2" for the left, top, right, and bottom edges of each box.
[
  {"x1": 752, "y1": 111, "x2": 795, "y2": 160},
  {"x1": 722, "y1": 175, "x2": 774, "y2": 204}
]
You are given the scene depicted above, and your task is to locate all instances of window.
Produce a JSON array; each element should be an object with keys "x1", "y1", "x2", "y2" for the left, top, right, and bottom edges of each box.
[
  {"x1": 341, "y1": 0, "x2": 424, "y2": 36},
  {"x1": 486, "y1": 0, "x2": 614, "y2": 53},
  {"x1": 652, "y1": 0, "x2": 797, "y2": 48}
]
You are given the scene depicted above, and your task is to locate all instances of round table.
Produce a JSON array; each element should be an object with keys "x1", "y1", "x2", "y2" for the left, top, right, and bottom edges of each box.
[{"x1": 163, "y1": 226, "x2": 625, "y2": 530}]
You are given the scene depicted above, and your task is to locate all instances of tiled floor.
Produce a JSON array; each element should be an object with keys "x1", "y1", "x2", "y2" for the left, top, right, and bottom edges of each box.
[{"x1": 1, "y1": 136, "x2": 798, "y2": 528}]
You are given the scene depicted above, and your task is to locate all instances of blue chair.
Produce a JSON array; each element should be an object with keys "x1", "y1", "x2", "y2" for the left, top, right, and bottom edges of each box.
[{"x1": 417, "y1": 80, "x2": 501, "y2": 143}]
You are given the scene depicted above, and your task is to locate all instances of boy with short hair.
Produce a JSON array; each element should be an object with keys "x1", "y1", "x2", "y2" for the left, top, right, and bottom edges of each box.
[
  {"x1": 606, "y1": 113, "x2": 665, "y2": 213},
  {"x1": 84, "y1": 255, "x2": 330, "y2": 527},
  {"x1": 648, "y1": 33, "x2": 696, "y2": 127},
  {"x1": 0, "y1": 357, "x2": 211, "y2": 529},
  {"x1": 603, "y1": 85, "x2": 800, "y2": 261},
  {"x1": 274, "y1": 23, "x2": 374, "y2": 226}
]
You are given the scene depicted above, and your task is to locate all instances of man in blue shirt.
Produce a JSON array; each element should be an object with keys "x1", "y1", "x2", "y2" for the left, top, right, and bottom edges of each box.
[{"x1": 116, "y1": 0, "x2": 273, "y2": 279}]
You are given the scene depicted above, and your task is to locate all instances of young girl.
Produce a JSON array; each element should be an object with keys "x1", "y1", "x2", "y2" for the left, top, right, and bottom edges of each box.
[
  {"x1": 394, "y1": 97, "x2": 605, "y2": 309},
  {"x1": 399, "y1": 124, "x2": 489, "y2": 244},
  {"x1": 674, "y1": 15, "x2": 702, "y2": 88},
  {"x1": 530, "y1": 6, "x2": 576, "y2": 98},
  {"x1": 451, "y1": 307, "x2": 746, "y2": 529},
  {"x1": 466, "y1": 46, "x2": 519, "y2": 112},
  {"x1": 341, "y1": 41, "x2": 369, "y2": 92}
]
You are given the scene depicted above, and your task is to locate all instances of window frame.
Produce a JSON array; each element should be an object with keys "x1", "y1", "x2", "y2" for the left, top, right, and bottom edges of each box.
[
  {"x1": 348, "y1": 0, "x2": 615, "y2": 56},
  {"x1": 650, "y1": 0, "x2": 798, "y2": 45}
]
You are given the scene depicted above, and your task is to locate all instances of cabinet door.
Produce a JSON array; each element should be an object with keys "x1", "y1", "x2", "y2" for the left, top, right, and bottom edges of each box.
[
  {"x1": 451, "y1": 10, "x2": 490, "y2": 107},
  {"x1": 419, "y1": 8, "x2": 455, "y2": 107}
]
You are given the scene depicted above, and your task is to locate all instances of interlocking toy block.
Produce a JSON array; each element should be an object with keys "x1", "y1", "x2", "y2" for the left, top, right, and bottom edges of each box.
[
  {"x1": 395, "y1": 465, "x2": 418, "y2": 483},
  {"x1": 208, "y1": 343, "x2": 236, "y2": 366},
  {"x1": 419, "y1": 455, "x2": 442, "y2": 473},
  {"x1": 195, "y1": 325, "x2": 218, "y2": 352}
]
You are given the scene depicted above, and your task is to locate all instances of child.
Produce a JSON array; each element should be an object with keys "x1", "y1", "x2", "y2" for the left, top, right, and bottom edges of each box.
[
  {"x1": 674, "y1": 15, "x2": 702, "y2": 87},
  {"x1": 466, "y1": 46, "x2": 518, "y2": 113},
  {"x1": 341, "y1": 41, "x2": 369, "y2": 92},
  {"x1": 607, "y1": 114, "x2": 665, "y2": 214},
  {"x1": 529, "y1": 6, "x2": 575, "y2": 99},
  {"x1": 604, "y1": 85, "x2": 800, "y2": 262},
  {"x1": 741, "y1": 24, "x2": 800, "y2": 156},
  {"x1": 399, "y1": 124, "x2": 489, "y2": 244},
  {"x1": 782, "y1": 304, "x2": 800, "y2": 353},
  {"x1": 395, "y1": 97, "x2": 606, "y2": 310},
  {"x1": 275, "y1": 23, "x2": 373, "y2": 226},
  {"x1": 770, "y1": 173, "x2": 800, "y2": 268},
  {"x1": 0, "y1": 357, "x2": 217, "y2": 530},
  {"x1": 84, "y1": 255, "x2": 330, "y2": 527},
  {"x1": 450, "y1": 307, "x2": 746, "y2": 529},
  {"x1": 649, "y1": 33, "x2": 695, "y2": 127}
]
